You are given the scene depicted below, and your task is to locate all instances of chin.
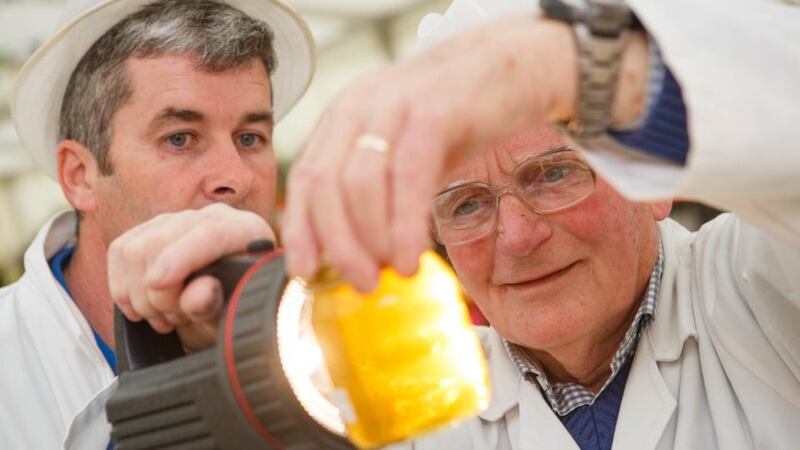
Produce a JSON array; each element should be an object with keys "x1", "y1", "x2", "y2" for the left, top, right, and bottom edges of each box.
[{"x1": 493, "y1": 304, "x2": 586, "y2": 350}]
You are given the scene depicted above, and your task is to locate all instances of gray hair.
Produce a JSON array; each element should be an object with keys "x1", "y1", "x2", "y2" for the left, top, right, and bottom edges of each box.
[{"x1": 59, "y1": 0, "x2": 277, "y2": 174}]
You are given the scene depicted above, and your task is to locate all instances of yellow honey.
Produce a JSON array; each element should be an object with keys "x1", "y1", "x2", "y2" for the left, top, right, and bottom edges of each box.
[{"x1": 310, "y1": 251, "x2": 490, "y2": 448}]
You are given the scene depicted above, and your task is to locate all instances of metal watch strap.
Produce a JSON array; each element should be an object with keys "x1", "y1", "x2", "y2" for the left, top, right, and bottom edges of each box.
[
  {"x1": 568, "y1": 21, "x2": 628, "y2": 138},
  {"x1": 542, "y1": 0, "x2": 679, "y2": 169},
  {"x1": 541, "y1": 0, "x2": 632, "y2": 139},
  {"x1": 569, "y1": 0, "x2": 632, "y2": 139}
]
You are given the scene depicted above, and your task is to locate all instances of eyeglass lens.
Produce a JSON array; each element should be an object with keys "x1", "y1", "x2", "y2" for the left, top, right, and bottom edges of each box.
[{"x1": 432, "y1": 151, "x2": 594, "y2": 245}]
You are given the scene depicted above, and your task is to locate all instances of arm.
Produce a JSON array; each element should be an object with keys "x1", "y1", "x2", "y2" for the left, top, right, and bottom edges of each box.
[
  {"x1": 281, "y1": 0, "x2": 800, "y2": 291},
  {"x1": 281, "y1": 14, "x2": 650, "y2": 291},
  {"x1": 601, "y1": 0, "x2": 800, "y2": 245},
  {"x1": 690, "y1": 213, "x2": 800, "y2": 406}
]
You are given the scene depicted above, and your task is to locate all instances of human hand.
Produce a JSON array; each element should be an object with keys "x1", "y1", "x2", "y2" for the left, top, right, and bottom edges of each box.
[
  {"x1": 107, "y1": 203, "x2": 275, "y2": 352},
  {"x1": 282, "y1": 16, "x2": 580, "y2": 292}
]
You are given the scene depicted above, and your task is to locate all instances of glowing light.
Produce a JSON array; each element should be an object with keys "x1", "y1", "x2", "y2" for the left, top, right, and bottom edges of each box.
[{"x1": 276, "y1": 278, "x2": 346, "y2": 435}]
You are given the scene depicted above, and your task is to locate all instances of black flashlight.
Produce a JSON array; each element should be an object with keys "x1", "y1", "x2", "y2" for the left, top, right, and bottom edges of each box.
[{"x1": 106, "y1": 242, "x2": 355, "y2": 449}]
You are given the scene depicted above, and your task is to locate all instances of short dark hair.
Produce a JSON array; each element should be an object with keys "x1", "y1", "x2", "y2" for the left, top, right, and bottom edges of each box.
[{"x1": 59, "y1": 0, "x2": 277, "y2": 174}]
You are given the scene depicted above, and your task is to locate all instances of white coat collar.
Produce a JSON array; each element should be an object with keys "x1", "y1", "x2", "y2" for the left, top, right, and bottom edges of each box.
[
  {"x1": 476, "y1": 218, "x2": 697, "y2": 423},
  {"x1": 22, "y1": 210, "x2": 111, "y2": 373},
  {"x1": 647, "y1": 218, "x2": 698, "y2": 361},
  {"x1": 23, "y1": 211, "x2": 82, "y2": 328},
  {"x1": 477, "y1": 327, "x2": 522, "y2": 421}
]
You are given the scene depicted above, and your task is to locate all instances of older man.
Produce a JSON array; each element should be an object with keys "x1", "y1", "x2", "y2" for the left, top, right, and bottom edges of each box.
[
  {"x1": 272, "y1": 0, "x2": 799, "y2": 446},
  {"x1": 0, "y1": 0, "x2": 313, "y2": 448},
  {"x1": 378, "y1": 124, "x2": 800, "y2": 449}
]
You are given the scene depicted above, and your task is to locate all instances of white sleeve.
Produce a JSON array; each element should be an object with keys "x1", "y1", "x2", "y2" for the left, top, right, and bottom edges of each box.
[
  {"x1": 604, "y1": 0, "x2": 800, "y2": 245},
  {"x1": 693, "y1": 214, "x2": 800, "y2": 401}
]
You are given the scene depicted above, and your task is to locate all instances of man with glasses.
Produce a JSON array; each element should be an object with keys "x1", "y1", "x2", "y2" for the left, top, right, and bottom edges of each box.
[{"x1": 401, "y1": 123, "x2": 674, "y2": 449}]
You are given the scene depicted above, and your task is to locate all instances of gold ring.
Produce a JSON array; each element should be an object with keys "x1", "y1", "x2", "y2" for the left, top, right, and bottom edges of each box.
[{"x1": 354, "y1": 133, "x2": 390, "y2": 155}]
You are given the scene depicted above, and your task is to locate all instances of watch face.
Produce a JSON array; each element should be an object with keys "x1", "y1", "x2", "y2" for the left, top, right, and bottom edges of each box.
[
  {"x1": 542, "y1": 0, "x2": 632, "y2": 36},
  {"x1": 541, "y1": 0, "x2": 578, "y2": 22}
]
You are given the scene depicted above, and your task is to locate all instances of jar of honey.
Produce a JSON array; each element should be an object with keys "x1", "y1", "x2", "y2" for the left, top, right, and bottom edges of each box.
[{"x1": 309, "y1": 250, "x2": 490, "y2": 448}]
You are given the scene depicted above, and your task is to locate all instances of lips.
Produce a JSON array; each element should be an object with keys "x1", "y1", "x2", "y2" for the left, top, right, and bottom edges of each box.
[{"x1": 498, "y1": 261, "x2": 579, "y2": 288}]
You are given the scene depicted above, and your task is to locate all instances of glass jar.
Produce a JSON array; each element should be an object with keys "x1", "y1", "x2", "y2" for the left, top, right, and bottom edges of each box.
[{"x1": 309, "y1": 250, "x2": 490, "y2": 448}]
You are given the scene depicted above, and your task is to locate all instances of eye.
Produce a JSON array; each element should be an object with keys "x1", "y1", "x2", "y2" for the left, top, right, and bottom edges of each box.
[
  {"x1": 517, "y1": 159, "x2": 579, "y2": 189},
  {"x1": 435, "y1": 185, "x2": 494, "y2": 223},
  {"x1": 542, "y1": 165, "x2": 570, "y2": 183},
  {"x1": 167, "y1": 132, "x2": 191, "y2": 148},
  {"x1": 237, "y1": 133, "x2": 263, "y2": 148},
  {"x1": 453, "y1": 198, "x2": 483, "y2": 217}
]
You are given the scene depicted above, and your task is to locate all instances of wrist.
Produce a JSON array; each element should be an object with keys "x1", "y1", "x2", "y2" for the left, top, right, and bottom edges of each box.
[
  {"x1": 532, "y1": 18, "x2": 579, "y2": 124},
  {"x1": 611, "y1": 30, "x2": 649, "y2": 126},
  {"x1": 534, "y1": 18, "x2": 648, "y2": 130}
]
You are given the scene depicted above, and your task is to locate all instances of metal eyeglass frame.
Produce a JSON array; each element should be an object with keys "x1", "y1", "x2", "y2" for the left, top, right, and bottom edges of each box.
[{"x1": 430, "y1": 148, "x2": 597, "y2": 246}]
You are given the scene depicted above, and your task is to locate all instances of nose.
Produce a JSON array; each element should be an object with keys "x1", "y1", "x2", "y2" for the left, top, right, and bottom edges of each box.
[
  {"x1": 494, "y1": 194, "x2": 552, "y2": 257},
  {"x1": 202, "y1": 141, "x2": 253, "y2": 204}
]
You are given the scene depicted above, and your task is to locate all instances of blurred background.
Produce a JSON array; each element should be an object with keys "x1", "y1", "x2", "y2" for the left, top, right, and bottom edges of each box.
[{"x1": 0, "y1": 0, "x2": 717, "y2": 288}]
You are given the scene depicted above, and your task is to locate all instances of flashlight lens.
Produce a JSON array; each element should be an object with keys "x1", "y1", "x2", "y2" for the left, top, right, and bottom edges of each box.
[{"x1": 277, "y1": 279, "x2": 346, "y2": 435}]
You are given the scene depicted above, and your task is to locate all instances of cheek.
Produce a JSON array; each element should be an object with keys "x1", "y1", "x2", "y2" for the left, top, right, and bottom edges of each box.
[
  {"x1": 256, "y1": 163, "x2": 278, "y2": 197},
  {"x1": 139, "y1": 171, "x2": 195, "y2": 211},
  {"x1": 446, "y1": 243, "x2": 493, "y2": 300},
  {"x1": 566, "y1": 186, "x2": 645, "y2": 249},
  {"x1": 247, "y1": 156, "x2": 278, "y2": 210},
  {"x1": 562, "y1": 194, "x2": 650, "y2": 296}
]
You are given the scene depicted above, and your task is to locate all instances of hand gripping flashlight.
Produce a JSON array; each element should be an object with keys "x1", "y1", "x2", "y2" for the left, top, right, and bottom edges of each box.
[
  {"x1": 106, "y1": 242, "x2": 355, "y2": 449},
  {"x1": 107, "y1": 243, "x2": 490, "y2": 449}
]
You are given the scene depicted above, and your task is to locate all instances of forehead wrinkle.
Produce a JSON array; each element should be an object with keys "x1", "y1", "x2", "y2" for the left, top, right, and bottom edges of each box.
[
  {"x1": 490, "y1": 125, "x2": 569, "y2": 164},
  {"x1": 438, "y1": 151, "x2": 489, "y2": 191},
  {"x1": 437, "y1": 127, "x2": 569, "y2": 191}
]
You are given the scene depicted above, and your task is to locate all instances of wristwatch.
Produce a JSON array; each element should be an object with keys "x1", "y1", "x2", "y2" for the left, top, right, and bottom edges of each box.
[{"x1": 540, "y1": 0, "x2": 634, "y2": 139}]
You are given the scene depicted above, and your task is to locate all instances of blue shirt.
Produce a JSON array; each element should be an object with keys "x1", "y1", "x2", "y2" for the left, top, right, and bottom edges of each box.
[
  {"x1": 610, "y1": 42, "x2": 690, "y2": 165},
  {"x1": 49, "y1": 246, "x2": 117, "y2": 373}
]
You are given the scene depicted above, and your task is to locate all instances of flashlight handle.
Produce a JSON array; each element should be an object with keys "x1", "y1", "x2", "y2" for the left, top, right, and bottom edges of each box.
[{"x1": 115, "y1": 240, "x2": 275, "y2": 373}]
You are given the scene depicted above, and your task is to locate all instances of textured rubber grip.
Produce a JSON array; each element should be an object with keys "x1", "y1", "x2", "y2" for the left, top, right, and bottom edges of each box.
[
  {"x1": 108, "y1": 251, "x2": 355, "y2": 449},
  {"x1": 223, "y1": 253, "x2": 354, "y2": 450}
]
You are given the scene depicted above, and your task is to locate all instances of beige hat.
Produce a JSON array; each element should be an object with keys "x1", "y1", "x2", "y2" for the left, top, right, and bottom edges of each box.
[{"x1": 10, "y1": 0, "x2": 316, "y2": 180}]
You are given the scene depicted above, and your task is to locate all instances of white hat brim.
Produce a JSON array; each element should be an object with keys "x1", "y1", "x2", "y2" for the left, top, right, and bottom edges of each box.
[{"x1": 10, "y1": 0, "x2": 316, "y2": 180}]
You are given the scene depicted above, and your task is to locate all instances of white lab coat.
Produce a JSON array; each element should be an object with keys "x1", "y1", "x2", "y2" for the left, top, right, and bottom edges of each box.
[
  {"x1": 394, "y1": 0, "x2": 800, "y2": 449},
  {"x1": 0, "y1": 212, "x2": 115, "y2": 450},
  {"x1": 3, "y1": 0, "x2": 798, "y2": 448},
  {"x1": 388, "y1": 215, "x2": 800, "y2": 450}
]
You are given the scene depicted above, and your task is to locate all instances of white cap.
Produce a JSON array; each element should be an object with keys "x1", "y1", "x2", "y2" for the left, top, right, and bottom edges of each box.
[{"x1": 10, "y1": 0, "x2": 316, "y2": 180}]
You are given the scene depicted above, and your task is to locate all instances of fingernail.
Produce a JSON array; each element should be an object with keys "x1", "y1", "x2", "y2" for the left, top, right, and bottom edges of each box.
[
  {"x1": 396, "y1": 252, "x2": 420, "y2": 277},
  {"x1": 120, "y1": 304, "x2": 142, "y2": 322},
  {"x1": 292, "y1": 252, "x2": 315, "y2": 280},
  {"x1": 151, "y1": 317, "x2": 174, "y2": 334},
  {"x1": 352, "y1": 263, "x2": 379, "y2": 293},
  {"x1": 285, "y1": 251, "x2": 299, "y2": 277},
  {"x1": 359, "y1": 275, "x2": 379, "y2": 294}
]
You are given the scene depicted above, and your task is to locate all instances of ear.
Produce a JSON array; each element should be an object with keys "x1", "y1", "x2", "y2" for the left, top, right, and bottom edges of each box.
[
  {"x1": 57, "y1": 139, "x2": 100, "y2": 213},
  {"x1": 648, "y1": 199, "x2": 673, "y2": 221}
]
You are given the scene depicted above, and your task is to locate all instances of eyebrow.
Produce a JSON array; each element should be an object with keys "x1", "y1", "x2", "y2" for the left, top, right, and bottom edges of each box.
[
  {"x1": 438, "y1": 145, "x2": 577, "y2": 193},
  {"x1": 145, "y1": 107, "x2": 205, "y2": 136},
  {"x1": 239, "y1": 111, "x2": 274, "y2": 130},
  {"x1": 511, "y1": 145, "x2": 574, "y2": 163},
  {"x1": 145, "y1": 108, "x2": 274, "y2": 136},
  {"x1": 155, "y1": 107, "x2": 204, "y2": 123}
]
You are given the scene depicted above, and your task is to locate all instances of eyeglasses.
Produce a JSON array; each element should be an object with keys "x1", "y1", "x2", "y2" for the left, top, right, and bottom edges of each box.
[{"x1": 430, "y1": 149, "x2": 596, "y2": 246}]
